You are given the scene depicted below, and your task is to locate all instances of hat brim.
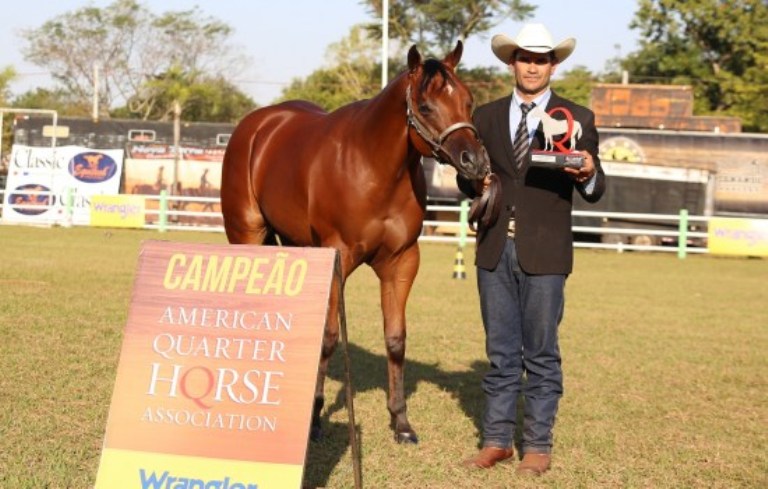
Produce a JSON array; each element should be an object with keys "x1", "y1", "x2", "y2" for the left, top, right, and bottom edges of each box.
[{"x1": 491, "y1": 33, "x2": 575, "y2": 64}]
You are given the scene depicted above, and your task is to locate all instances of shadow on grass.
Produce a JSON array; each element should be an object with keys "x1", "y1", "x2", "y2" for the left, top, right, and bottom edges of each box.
[{"x1": 303, "y1": 341, "x2": 487, "y2": 488}]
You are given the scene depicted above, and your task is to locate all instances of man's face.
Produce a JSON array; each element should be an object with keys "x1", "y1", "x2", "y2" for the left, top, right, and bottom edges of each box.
[{"x1": 509, "y1": 49, "x2": 558, "y2": 97}]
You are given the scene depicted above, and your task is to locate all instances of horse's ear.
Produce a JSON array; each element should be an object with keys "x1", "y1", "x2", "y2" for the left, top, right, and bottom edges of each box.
[
  {"x1": 443, "y1": 40, "x2": 463, "y2": 70},
  {"x1": 407, "y1": 45, "x2": 422, "y2": 72}
]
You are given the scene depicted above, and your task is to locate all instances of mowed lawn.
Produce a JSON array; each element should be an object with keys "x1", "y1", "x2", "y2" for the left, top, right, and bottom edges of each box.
[{"x1": 0, "y1": 225, "x2": 766, "y2": 488}]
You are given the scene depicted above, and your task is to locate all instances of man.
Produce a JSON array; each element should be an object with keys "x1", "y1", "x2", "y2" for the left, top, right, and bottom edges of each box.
[{"x1": 460, "y1": 23, "x2": 606, "y2": 475}]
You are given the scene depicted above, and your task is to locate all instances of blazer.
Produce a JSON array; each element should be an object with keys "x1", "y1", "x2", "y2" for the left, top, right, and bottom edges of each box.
[{"x1": 459, "y1": 90, "x2": 606, "y2": 274}]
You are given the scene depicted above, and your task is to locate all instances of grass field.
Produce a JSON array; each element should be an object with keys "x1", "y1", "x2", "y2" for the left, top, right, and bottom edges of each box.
[{"x1": 0, "y1": 225, "x2": 766, "y2": 488}]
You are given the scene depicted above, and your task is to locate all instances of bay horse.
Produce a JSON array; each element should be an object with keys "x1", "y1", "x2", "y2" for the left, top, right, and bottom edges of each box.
[{"x1": 220, "y1": 41, "x2": 489, "y2": 444}]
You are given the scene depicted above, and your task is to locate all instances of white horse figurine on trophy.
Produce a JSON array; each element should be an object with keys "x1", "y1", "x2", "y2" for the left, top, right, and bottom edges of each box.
[{"x1": 531, "y1": 105, "x2": 582, "y2": 151}]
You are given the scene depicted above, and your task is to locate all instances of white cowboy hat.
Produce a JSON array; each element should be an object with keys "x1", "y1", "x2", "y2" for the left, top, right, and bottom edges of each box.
[{"x1": 491, "y1": 23, "x2": 576, "y2": 64}]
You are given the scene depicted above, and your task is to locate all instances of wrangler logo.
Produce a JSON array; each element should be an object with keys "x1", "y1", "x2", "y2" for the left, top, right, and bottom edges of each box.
[{"x1": 139, "y1": 469, "x2": 258, "y2": 489}]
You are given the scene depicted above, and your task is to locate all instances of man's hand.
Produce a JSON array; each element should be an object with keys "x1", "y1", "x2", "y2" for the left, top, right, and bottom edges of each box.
[
  {"x1": 474, "y1": 174, "x2": 492, "y2": 195},
  {"x1": 563, "y1": 150, "x2": 596, "y2": 184}
]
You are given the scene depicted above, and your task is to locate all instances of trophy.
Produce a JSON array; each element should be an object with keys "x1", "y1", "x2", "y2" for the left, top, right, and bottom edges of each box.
[{"x1": 529, "y1": 106, "x2": 584, "y2": 169}]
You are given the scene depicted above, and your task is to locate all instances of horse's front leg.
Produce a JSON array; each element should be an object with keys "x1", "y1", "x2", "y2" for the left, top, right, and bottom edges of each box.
[{"x1": 373, "y1": 245, "x2": 420, "y2": 444}]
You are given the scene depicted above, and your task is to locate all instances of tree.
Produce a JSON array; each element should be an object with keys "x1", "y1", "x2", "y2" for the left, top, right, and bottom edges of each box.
[
  {"x1": 277, "y1": 26, "x2": 382, "y2": 111},
  {"x1": 21, "y1": 0, "x2": 251, "y2": 121},
  {"x1": 362, "y1": 0, "x2": 535, "y2": 56},
  {"x1": 551, "y1": 66, "x2": 598, "y2": 108},
  {"x1": 623, "y1": 0, "x2": 768, "y2": 131},
  {"x1": 1, "y1": 66, "x2": 18, "y2": 167},
  {"x1": 115, "y1": 67, "x2": 255, "y2": 122},
  {"x1": 459, "y1": 66, "x2": 512, "y2": 106},
  {"x1": 11, "y1": 87, "x2": 91, "y2": 117},
  {"x1": 0, "y1": 66, "x2": 15, "y2": 106},
  {"x1": 278, "y1": 2, "x2": 535, "y2": 110}
]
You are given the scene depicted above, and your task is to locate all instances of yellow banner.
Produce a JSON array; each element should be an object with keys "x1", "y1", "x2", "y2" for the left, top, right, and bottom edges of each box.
[
  {"x1": 90, "y1": 194, "x2": 146, "y2": 228},
  {"x1": 708, "y1": 217, "x2": 768, "y2": 256},
  {"x1": 95, "y1": 448, "x2": 302, "y2": 489}
]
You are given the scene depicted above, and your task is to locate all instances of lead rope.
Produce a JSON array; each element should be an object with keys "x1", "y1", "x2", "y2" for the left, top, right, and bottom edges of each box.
[{"x1": 467, "y1": 173, "x2": 502, "y2": 232}]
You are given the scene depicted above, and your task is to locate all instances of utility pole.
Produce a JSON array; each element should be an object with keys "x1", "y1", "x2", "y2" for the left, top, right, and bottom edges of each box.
[
  {"x1": 381, "y1": 0, "x2": 389, "y2": 88},
  {"x1": 92, "y1": 64, "x2": 99, "y2": 122}
]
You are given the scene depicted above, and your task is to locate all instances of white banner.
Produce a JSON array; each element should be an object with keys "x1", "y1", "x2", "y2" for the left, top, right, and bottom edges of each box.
[{"x1": 2, "y1": 145, "x2": 124, "y2": 225}]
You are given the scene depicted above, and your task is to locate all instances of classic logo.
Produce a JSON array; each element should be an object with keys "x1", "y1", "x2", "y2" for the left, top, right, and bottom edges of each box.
[
  {"x1": 9, "y1": 184, "x2": 52, "y2": 215},
  {"x1": 68, "y1": 151, "x2": 118, "y2": 183}
]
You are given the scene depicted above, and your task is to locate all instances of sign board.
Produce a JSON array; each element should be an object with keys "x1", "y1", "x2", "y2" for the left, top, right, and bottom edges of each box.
[
  {"x1": 42, "y1": 124, "x2": 70, "y2": 138},
  {"x1": 708, "y1": 217, "x2": 768, "y2": 256},
  {"x1": 2, "y1": 145, "x2": 124, "y2": 226},
  {"x1": 95, "y1": 241, "x2": 337, "y2": 489},
  {"x1": 90, "y1": 194, "x2": 146, "y2": 228}
]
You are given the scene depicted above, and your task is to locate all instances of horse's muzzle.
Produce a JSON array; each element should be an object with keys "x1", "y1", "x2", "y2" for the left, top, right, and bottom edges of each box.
[{"x1": 457, "y1": 145, "x2": 490, "y2": 181}]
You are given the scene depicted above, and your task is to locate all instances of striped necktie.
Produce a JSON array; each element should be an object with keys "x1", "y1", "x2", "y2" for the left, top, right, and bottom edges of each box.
[{"x1": 513, "y1": 102, "x2": 535, "y2": 168}]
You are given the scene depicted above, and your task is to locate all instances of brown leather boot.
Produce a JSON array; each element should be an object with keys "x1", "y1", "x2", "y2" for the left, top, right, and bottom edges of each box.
[
  {"x1": 462, "y1": 446, "x2": 515, "y2": 469},
  {"x1": 516, "y1": 453, "x2": 551, "y2": 476}
]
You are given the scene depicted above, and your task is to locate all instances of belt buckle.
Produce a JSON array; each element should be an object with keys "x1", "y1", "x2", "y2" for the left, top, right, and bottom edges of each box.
[{"x1": 507, "y1": 219, "x2": 516, "y2": 238}]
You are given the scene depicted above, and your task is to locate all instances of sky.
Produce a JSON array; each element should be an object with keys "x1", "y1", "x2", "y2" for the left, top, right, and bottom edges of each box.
[{"x1": 1, "y1": 0, "x2": 641, "y2": 106}]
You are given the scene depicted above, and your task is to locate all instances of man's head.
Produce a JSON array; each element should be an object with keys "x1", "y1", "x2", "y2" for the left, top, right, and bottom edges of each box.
[{"x1": 491, "y1": 23, "x2": 576, "y2": 98}]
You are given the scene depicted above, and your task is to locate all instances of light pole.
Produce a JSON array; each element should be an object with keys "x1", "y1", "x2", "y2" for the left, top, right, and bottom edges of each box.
[{"x1": 381, "y1": 0, "x2": 389, "y2": 88}]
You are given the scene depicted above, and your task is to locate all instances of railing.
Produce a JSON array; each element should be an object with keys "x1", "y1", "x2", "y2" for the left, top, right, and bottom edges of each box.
[{"x1": 0, "y1": 189, "x2": 710, "y2": 256}]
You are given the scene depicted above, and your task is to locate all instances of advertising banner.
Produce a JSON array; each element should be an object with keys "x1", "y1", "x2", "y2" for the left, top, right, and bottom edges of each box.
[
  {"x1": 708, "y1": 217, "x2": 768, "y2": 257},
  {"x1": 95, "y1": 241, "x2": 336, "y2": 489},
  {"x1": 90, "y1": 195, "x2": 146, "y2": 228},
  {"x1": 124, "y1": 143, "x2": 223, "y2": 225},
  {"x1": 2, "y1": 145, "x2": 124, "y2": 225}
]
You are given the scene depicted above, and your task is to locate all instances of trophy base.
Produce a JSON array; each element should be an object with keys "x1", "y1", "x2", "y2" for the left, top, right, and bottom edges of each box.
[{"x1": 530, "y1": 150, "x2": 584, "y2": 169}]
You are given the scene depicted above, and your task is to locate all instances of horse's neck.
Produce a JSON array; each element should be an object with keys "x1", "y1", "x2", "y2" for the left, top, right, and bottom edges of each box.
[{"x1": 358, "y1": 74, "x2": 419, "y2": 173}]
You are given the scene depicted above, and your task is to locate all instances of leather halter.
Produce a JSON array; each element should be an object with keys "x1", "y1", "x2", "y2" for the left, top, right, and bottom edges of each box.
[
  {"x1": 406, "y1": 83, "x2": 502, "y2": 231},
  {"x1": 405, "y1": 84, "x2": 480, "y2": 164}
]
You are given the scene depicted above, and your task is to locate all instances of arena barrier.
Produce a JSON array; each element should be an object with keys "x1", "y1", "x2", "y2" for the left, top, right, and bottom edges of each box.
[{"x1": 0, "y1": 188, "x2": 716, "y2": 258}]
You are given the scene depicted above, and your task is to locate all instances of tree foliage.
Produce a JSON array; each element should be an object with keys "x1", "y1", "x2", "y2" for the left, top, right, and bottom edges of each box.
[
  {"x1": 280, "y1": 1, "x2": 535, "y2": 111},
  {"x1": 361, "y1": 0, "x2": 535, "y2": 56},
  {"x1": 20, "y1": 0, "x2": 253, "y2": 122},
  {"x1": 0, "y1": 66, "x2": 16, "y2": 106},
  {"x1": 551, "y1": 66, "x2": 598, "y2": 108},
  {"x1": 623, "y1": 0, "x2": 768, "y2": 131},
  {"x1": 277, "y1": 26, "x2": 382, "y2": 110},
  {"x1": 11, "y1": 88, "x2": 91, "y2": 117},
  {"x1": 459, "y1": 66, "x2": 512, "y2": 106}
]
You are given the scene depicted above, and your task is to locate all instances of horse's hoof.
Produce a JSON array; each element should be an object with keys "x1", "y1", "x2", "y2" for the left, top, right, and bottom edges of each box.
[{"x1": 395, "y1": 431, "x2": 419, "y2": 444}]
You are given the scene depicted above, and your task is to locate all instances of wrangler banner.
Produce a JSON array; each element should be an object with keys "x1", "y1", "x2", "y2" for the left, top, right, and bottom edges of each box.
[{"x1": 95, "y1": 241, "x2": 337, "y2": 489}]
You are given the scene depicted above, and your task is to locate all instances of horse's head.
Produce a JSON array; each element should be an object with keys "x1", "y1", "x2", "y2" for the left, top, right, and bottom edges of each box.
[{"x1": 405, "y1": 41, "x2": 490, "y2": 181}]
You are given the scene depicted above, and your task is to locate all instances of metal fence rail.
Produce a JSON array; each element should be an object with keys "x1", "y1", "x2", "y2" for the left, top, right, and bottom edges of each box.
[{"x1": 1, "y1": 189, "x2": 711, "y2": 256}]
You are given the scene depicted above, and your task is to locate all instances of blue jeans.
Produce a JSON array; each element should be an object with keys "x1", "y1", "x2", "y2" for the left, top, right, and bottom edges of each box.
[{"x1": 477, "y1": 238, "x2": 565, "y2": 454}]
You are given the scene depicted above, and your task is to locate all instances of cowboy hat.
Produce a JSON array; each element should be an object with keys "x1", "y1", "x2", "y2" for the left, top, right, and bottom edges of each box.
[{"x1": 491, "y1": 23, "x2": 575, "y2": 64}]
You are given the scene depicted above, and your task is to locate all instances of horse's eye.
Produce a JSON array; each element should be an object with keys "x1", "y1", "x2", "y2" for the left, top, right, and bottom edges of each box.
[{"x1": 418, "y1": 103, "x2": 432, "y2": 115}]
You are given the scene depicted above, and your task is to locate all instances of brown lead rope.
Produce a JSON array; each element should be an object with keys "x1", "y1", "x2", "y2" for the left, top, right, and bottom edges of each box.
[{"x1": 467, "y1": 173, "x2": 502, "y2": 232}]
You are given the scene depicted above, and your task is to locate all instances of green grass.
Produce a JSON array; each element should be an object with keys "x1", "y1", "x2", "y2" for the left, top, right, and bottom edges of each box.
[{"x1": 0, "y1": 225, "x2": 766, "y2": 488}]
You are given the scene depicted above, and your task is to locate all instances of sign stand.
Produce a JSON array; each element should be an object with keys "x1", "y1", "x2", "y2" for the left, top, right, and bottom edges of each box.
[
  {"x1": 95, "y1": 241, "x2": 358, "y2": 488},
  {"x1": 334, "y1": 254, "x2": 362, "y2": 489}
]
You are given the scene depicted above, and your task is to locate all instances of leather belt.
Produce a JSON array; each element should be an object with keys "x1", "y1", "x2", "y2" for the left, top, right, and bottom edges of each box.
[{"x1": 507, "y1": 219, "x2": 516, "y2": 238}]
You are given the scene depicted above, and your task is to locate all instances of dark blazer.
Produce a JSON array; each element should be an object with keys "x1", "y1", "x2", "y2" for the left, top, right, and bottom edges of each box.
[{"x1": 459, "y1": 90, "x2": 606, "y2": 274}]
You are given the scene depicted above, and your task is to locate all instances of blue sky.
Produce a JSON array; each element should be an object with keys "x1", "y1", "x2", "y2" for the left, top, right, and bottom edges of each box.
[{"x1": 1, "y1": 0, "x2": 641, "y2": 105}]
